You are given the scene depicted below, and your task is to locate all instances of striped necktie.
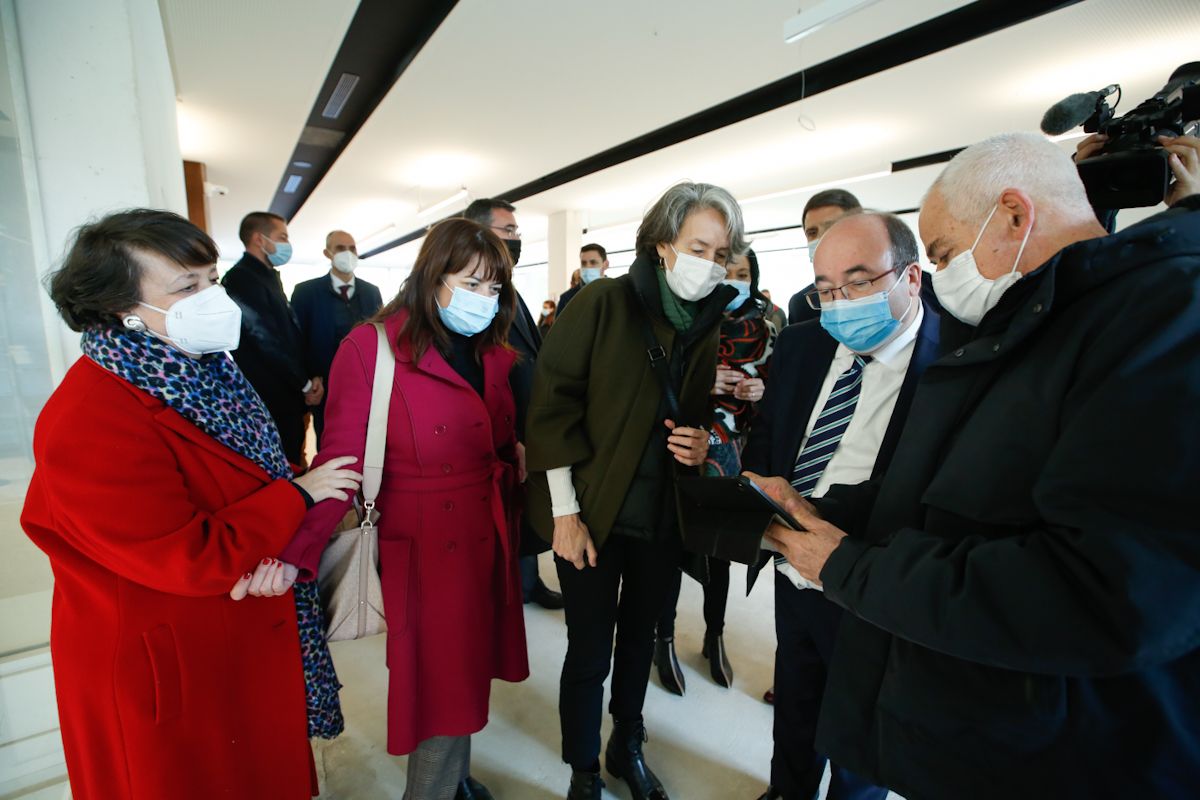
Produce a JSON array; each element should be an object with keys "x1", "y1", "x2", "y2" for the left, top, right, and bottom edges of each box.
[
  {"x1": 791, "y1": 354, "x2": 870, "y2": 497},
  {"x1": 775, "y1": 354, "x2": 870, "y2": 572}
]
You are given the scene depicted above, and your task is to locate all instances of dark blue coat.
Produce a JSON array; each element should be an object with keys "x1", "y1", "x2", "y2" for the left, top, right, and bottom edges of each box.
[
  {"x1": 741, "y1": 301, "x2": 941, "y2": 591},
  {"x1": 290, "y1": 273, "x2": 383, "y2": 381}
]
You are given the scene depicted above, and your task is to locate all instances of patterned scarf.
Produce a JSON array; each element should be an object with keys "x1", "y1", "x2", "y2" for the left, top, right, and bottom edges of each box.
[{"x1": 81, "y1": 325, "x2": 292, "y2": 480}]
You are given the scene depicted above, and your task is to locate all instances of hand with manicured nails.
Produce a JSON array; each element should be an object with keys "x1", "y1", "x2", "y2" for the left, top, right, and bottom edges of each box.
[
  {"x1": 293, "y1": 455, "x2": 362, "y2": 503},
  {"x1": 553, "y1": 513, "x2": 597, "y2": 570},
  {"x1": 665, "y1": 419, "x2": 709, "y2": 467},
  {"x1": 229, "y1": 558, "x2": 300, "y2": 600},
  {"x1": 742, "y1": 471, "x2": 845, "y2": 587},
  {"x1": 1160, "y1": 134, "x2": 1200, "y2": 207}
]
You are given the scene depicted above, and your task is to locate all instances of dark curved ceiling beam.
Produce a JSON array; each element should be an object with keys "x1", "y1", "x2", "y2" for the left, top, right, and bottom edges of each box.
[
  {"x1": 268, "y1": 0, "x2": 461, "y2": 221},
  {"x1": 362, "y1": 0, "x2": 1080, "y2": 259}
]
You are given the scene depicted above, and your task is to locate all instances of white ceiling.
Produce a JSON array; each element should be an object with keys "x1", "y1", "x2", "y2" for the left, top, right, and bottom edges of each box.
[{"x1": 162, "y1": 0, "x2": 1200, "y2": 269}]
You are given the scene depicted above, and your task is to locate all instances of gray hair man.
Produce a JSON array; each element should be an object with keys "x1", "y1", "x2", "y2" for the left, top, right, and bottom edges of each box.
[{"x1": 751, "y1": 131, "x2": 1200, "y2": 799}]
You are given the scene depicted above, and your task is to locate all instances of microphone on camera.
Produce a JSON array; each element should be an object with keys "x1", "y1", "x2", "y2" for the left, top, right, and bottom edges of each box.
[{"x1": 1040, "y1": 85, "x2": 1119, "y2": 136}]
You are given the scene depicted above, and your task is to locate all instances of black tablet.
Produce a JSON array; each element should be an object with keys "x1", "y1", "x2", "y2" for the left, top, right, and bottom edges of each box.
[{"x1": 675, "y1": 475, "x2": 804, "y2": 565}]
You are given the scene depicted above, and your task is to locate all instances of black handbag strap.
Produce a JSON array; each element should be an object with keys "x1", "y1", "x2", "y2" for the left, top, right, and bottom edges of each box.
[{"x1": 625, "y1": 280, "x2": 684, "y2": 421}]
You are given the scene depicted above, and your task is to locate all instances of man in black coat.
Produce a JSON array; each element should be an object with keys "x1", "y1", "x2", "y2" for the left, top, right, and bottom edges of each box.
[
  {"x1": 222, "y1": 211, "x2": 316, "y2": 465},
  {"x1": 463, "y1": 198, "x2": 563, "y2": 610},
  {"x1": 756, "y1": 132, "x2": 1200, "y2": 800},
  {"x1": 291, "y1": 230, "x2": 383, "y2": 441},
  {"x1": 743, "y1": 212, "x2": 940, "y2": 800}
]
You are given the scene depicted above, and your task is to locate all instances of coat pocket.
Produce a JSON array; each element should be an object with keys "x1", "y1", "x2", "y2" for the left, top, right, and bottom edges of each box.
[
  {"x1": 379, "y1": 538, "x2": 414, "y2": 638},
  {"x1": 141, "y1": 625, "x2": 183, "y2": 724}
]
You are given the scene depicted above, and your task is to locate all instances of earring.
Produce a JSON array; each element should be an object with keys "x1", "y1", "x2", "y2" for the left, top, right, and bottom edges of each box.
[{"x1": 122, "y1": 315, "x2": 146, "y2": 331}]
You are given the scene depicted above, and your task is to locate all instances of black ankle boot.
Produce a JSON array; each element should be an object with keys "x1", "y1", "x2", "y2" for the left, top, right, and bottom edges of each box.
[
  {"x1": 455, "y1": 776, "x2": 493, "y2": 800},
  {"x1": 653, "y1": 636, "x2": 686, "y2": 696},
  {"x1": 701, "y1": 631, "x2": 734, "y2": 688},
  {"x1": 605, "y1": 718, "x2": 669, "y2": 800},
  {"x1": 566, "y1": 768, "x2": 605, "y2": 800}
]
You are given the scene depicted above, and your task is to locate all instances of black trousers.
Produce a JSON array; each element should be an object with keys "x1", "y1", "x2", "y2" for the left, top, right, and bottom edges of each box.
[
  {"x1": 773, "y1": 576, "x2": 887, "y2": 800},
  {"x1": 556, "y1": 533, "x2": 681, "y2": 769},
  {"x1": 656, "y1": 558, "x2": 730, "y2": 639},
  {"x1": 263, "y1": 396, "x2": 306, "y2": 466}
]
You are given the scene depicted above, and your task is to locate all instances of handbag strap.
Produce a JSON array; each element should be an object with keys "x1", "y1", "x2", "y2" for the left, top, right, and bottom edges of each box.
[
  {"x1": 363, "y1": 323, "x2": 395, "y2": 505},
  {"x1": 624, "y1": 280, "x2": 684, "y2": 421}
]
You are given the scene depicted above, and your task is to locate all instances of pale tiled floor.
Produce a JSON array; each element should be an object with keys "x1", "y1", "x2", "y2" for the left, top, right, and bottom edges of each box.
[{"x1": 317, "y1": 560, "x2": 904, "y2": 800}]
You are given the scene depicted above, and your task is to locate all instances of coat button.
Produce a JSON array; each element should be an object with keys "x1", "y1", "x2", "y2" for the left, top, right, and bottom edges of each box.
[
  {"x1": 954, "y1": 348, "x2": 964, "y2": 357},
  {"x1": 443, "y1": 501, "x2": 454, "y2": 511},
  {"x1": 1032, "y1": 303, "x2": 1043, "y2": 314},
  {"x1": 505, "y1": 415, "x2": 512, "y2": 424},
  {"x1": 446, "y1": 541, "x2": 457, "y2": 551},
  {"x1": 441, "y1": 463, "x2": 452, "y2": 474},
  {"x1": 992, "y1": 343, "x2": 1001, "y2": 352},
  {"x1": 434, "y1": 424, "x2": 447, "y2": 435}
]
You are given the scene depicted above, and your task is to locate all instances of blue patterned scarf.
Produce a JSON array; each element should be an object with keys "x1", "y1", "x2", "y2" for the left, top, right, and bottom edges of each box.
[{"x1": 81, "y1": 325, "x2": 292, "y2": 479}]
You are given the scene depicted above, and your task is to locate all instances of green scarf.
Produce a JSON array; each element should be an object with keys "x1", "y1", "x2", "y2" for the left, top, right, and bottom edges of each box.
[{"x1": 656, "y1": 268, "x2": 697, "y2": 332}]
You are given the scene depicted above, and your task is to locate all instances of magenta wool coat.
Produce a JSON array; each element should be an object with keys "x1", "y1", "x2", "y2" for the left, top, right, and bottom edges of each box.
[{"x1": 282, "y1": 311, "x2": 529, "y2": 755}]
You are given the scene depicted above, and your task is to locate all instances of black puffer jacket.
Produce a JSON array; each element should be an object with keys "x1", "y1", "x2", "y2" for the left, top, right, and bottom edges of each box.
[{"x1": 813, "y1": 198, "x2": 1200, "y2": 800}]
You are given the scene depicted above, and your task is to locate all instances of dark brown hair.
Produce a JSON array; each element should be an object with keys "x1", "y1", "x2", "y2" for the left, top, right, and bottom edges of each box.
[
  {"x1": 375, "y1": 218, "x2": 515, "y2": 362},
  {"x1": 580, "y1": 242, "x2": 607, "y2": 260},
  {"x1": 238, "y1": 211, "x2": 284, "y2": 246},
  {"x1": 47, "y1": 209, "x2": 219, "y2": 332}
]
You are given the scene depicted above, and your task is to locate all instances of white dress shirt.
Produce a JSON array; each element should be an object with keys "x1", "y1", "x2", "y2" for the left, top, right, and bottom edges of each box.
[
  {"x1": 331, "y1": 271, "x2": 356, "y2": 299},
  {"x1": 778, "y1": 305, "x2": 924, "y2": 590}
]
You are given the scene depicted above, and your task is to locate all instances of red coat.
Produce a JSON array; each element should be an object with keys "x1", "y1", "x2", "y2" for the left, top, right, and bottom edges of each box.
[
  {"x1": 21, "y1": 357, "x2": 313, "y2": 800},
  {"x1": 282, "y1": 312, "x2": 529, "y2": 755}
]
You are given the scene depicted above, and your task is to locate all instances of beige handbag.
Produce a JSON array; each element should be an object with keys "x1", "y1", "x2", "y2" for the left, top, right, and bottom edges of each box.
[{"x1": 317, "y1": 323, "x2": 393, "y2": 642}]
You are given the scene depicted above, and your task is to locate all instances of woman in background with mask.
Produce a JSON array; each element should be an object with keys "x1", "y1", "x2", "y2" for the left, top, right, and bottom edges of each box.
[
  {"x1": 22, "y1": 210, "x2": 362, "y2": 799},
  {"x1": 653, "y1": 248, "x2": 777, "y2": 696},
  {"x1": 525, "y1": 182, "x2": 746, "y2": 800},
  {"x1": 539, "y1": 298, "x2": 557, "y2": 337},
  {"x1": 279, "y1": 218, "x2": 529, "y2": 800}
]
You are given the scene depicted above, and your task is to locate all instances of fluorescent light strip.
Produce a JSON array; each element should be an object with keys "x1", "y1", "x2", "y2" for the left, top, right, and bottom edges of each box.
[
  {"x1": 416, "y1": 188, "x2": 469, "y2": 219},
  {"x1": 784, "y1": 0, "x2": 885, "y2": 44},
  {"x1": 741, "y1": 168, "x2": 892, "y2": 206}
]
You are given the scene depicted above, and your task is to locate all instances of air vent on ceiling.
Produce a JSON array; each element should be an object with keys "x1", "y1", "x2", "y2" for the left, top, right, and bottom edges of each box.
[
  {"x1": 321, "y1": 73, "x2": 361, "y2": 120},
  {"x1": 292, "y1": 160, "x2": 313, "y2": 169},
  {"x1": 283, "y1": 174, "x2": 302, "y2": 194}
]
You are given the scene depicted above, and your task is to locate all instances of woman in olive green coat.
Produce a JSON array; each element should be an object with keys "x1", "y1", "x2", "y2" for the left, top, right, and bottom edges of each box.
[{"x1": 525, "y1": 182, "x2": 748, "y2": 800}]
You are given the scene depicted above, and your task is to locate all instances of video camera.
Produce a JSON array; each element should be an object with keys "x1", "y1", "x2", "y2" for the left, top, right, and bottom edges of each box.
[{"x1": 1041, "y1": 63, "x2": 1200, "y2": 208}]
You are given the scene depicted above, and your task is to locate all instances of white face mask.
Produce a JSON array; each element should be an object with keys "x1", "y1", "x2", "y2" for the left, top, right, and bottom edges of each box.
[
  {"x1": 136, "y1": 285, "x2": 242, "y2": 355},
  {"x1": 932, "y1": 204, "x2": 1033, "y2": 327},
  {"x1": 663, "y1": 245, "x2": 727, "y2": 301},
  {"x1": 332, "y1": 251, "x2": 358, "y2": 274}
]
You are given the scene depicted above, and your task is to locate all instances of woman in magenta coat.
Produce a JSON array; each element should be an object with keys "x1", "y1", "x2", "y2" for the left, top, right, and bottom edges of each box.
[{"x1": 281, "y1": 218, "x2": 529, "y2": 799}]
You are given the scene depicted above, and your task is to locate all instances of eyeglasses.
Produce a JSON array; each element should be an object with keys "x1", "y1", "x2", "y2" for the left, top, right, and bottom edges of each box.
[
  {"x1": 490, "y1": 225, "x2": 521, "y2": 239},
  {"x1": 804, "y1": 266, "x2": 906, "y2": 310}
]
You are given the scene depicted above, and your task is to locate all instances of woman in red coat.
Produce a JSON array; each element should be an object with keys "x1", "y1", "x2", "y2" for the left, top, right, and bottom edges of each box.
[
  {"x1": 20, "y1": 210, "x2": 361, "y2": 800},
  {"x1": 282, "y1": 217, "x2": 530, "y2": 799}
]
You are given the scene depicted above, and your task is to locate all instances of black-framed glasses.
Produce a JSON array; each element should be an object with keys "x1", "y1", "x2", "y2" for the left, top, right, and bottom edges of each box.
[
  {"x1": 490, "y1": 225, "x2": 521, "y2": 239},
  {"x1": 804, "y1": 265, "x2": 906, "y2": 310}
]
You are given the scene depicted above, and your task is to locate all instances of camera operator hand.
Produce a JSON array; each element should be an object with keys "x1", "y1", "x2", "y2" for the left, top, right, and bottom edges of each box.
[
  {"x1": 1073, "y1": 132, "x2": 1109, "y2": 162},
  {"x1": 1160, "y1": 134, "x2": 1200, "y2": 207}
]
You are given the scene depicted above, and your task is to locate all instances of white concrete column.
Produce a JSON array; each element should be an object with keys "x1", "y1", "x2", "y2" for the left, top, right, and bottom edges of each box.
[
  {"x1": 15, "y1": 0, "x2": 186, "y2": 370},
  {"x1": 547, "y1": 210, "x2": 583, "y2": 298}
]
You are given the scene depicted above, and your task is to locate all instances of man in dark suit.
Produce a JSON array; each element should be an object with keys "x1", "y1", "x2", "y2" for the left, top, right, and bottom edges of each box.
[
  {"x1": 787, "y1": 189, "x2": 862, "y2": 325},
  {"x1": 222, "y1": 211, "x2": 316, "y2": 465},
  {"x1": 291, "y1": 229, "x2": 384, "y2": 442},
  {"x1": 463, "y1": 198, "x2": 563, "y2": 610},
  {"x1": 557, "y1": 243, "x2": 608, "y2": 314},
  {"x1": 743, "y1": 211, "x2": 940, "y2": 800}
]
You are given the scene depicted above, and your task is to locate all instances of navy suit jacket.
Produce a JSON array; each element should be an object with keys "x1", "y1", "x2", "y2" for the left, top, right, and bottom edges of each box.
[
  {"x1": 290, "y1": 274, "x2": 383, "y2": 380},
  {"x1": 741, "y1": 300, "x2": 942, "y2": 591}
]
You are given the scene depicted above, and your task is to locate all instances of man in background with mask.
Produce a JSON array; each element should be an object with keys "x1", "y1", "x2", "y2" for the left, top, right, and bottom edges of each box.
[
  {"x1": 787, "y1": 189, "x2": 862, "y2": 325},
  {"x1": 558, "y1": 243, "x2": 609, "y2": 314},
  {"x1": 742, "y1": 211, "x2": 940, "y2": 800},
  {"x1": 290, "y1": 229, "x2": 383, "y2": 442},
  {"x1": 754, "y1": 132, "x2": 1200, "y2": 799},
  {"x1": 223, "y1": 211, "x2": 317, "y2": 465},
  {"x1": 463, "y1": 198, "x2": 564, "y2": 611}
]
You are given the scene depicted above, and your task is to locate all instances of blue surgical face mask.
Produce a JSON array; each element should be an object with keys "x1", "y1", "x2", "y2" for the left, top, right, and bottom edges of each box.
[
  {"x1": 264, "y1": 237, "x2": 292, "y2": 267},
  {"x1": 438, "y1": 282, "x2": 499, "y2": 336},
  {"x1": 722, "y1": 279, "x2": 751, "y2": 313},
  {"x1": 819, "y1": 271, "x2": 913, "y2": 353},
  {"x1": 580, "y1": 267, "x2": 602, "y2": 284}
]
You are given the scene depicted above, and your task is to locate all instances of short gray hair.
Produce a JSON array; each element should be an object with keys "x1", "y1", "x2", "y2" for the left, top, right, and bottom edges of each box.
[
  {"x1": 925, "y1": 132, "x2": 1093, "y2": 226},
  {"x1": 636, "y1": 182, "x2": 748, "y2": 261}
]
